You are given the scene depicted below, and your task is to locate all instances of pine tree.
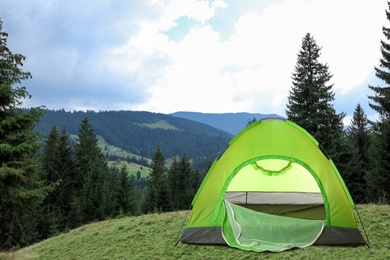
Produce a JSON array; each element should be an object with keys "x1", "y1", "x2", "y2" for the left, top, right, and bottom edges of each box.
[
  {"x1": 345, "y1": 104, "x2": 370, "y2": 203},
  {"x1": 286, "y1": 33, "x2": 345, "y2": 160},
  {"x1": 366, "y1": 2, "x2": 390, "y2": 203},
  {"x1": 0, "y1": 19, "x2": 55, "y2": 249}
]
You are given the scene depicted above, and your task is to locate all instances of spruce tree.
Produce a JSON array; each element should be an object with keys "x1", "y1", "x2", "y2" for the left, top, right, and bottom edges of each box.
[
  {"x1": 168, "y1": 155, "x2": 180, "y2": 210},
  {"x1": 144, "y1": 146, "x2": 172, "y2": 212},
  {"x1": 286, "y1": 33, "x2": 345, "y2": 160},
  {"x1": 74, "y1": 117, "x2": 111, "y2": 222},
  {"x1": 38, "y1": 127, "x2": 76, "y2": 238},
  {"x1": 118, "y1": 163, "x2": 135, "y2": 215},
  {"x1": 41, "y1": 126, "x2": 60, "y2": 185},
  {"x1": 345, "y1": 104, "x2": 370, "y2": 203},
  {"x1": 0, "y1": 19, "x2": 54, "y2": 249},
  {"x1": 39, "y1": 125, "x2": 61, "y2": 238},
  {"x1": 176, "y1": 154, "x2": 194, "y2": 210},
  {"x1": 192, "y1": 167, "x2": 202, "y2": 193},
  {"x1": 366, "y1": 2, "x2": 390, "y2": 203},
  {"x1": 56, "y1": 128, "x2": 76, "y2": 222}
]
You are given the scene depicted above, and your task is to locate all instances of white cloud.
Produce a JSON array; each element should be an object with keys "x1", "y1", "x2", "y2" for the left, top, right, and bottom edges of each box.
[
  {"x1": 104, "y1": 0, "x2": 387, "y2": 115},
  {"x1": 343, "y1": 115, "x2": 353, "y2": 127},
  {"x1": 148, "y1": 0, "x2": 225, "y2": 31}
]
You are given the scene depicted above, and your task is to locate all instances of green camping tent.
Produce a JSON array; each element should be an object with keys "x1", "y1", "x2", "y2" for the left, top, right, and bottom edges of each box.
[{"x1": 179, "y1": 118, "x2": 366, "y2": 252}]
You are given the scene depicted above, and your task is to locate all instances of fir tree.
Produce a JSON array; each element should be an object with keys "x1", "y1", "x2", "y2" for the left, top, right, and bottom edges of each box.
[
  {"x1": 0, "y1": 19, "x2": 54, "y2": 249},
  {"x1": 366, "y1": 2, "x2": 390, "y2": 203},
  {"x1": 286, "y1": 33, "x2": 346, "y2": 161}
]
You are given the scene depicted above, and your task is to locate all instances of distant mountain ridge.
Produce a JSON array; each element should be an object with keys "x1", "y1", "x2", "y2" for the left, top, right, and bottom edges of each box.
[
  {"x1": 171, "y1": 112, "x2": 284, "y2": 135},
  {"x1": 35, "y1": 110, "x2": 233, "y2": 160}
]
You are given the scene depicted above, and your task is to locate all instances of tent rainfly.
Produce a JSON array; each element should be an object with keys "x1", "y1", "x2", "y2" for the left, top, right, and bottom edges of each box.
[{"x1": 179, "y1": 118, "x2": 367, "y2": 252}]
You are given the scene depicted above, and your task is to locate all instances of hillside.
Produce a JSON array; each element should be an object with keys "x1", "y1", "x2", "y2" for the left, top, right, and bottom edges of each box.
[
  {"x1": 35, "y1": 110, "x2": 233, "y2": 160},
  {"x1": 2, "y1": 204, "x2": 389, "y2": 259},
  {"x1": 171, "y1": 112, "x2": 284, "y2": 135}
]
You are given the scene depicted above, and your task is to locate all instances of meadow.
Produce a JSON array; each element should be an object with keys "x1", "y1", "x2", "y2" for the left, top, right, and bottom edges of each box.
[{"x1": 1, "y1": 204, "x2": 389, "y2": 259}]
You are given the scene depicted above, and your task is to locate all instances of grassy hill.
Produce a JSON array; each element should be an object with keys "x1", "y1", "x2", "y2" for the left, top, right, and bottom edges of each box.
[
  {"x1": 70, "y1": 134, "x2": 152, "y2": 177},
  {"x1": 2, "y1": 204, "x2": 389, "y2": 259}
]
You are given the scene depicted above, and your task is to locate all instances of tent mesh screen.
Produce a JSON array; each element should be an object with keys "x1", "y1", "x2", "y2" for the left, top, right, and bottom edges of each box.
[{"x1": 222, "y1": 200, "x2": 325, "y2": 252}]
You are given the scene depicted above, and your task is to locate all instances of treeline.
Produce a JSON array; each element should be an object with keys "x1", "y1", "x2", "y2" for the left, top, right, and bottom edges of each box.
[
  {"x1": 34, "y1": 109, "x2": 232, "y2": 159},
  {"x1": 284, "y1": 31, "x2": 390, "y2": 204},
  {"x1": 142, "y1": 147, "x2": 203, "y2": 213}
]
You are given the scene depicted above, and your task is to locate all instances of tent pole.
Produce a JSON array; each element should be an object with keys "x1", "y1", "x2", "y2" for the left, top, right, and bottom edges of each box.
[
  {"x1": 173, "y1": 203, "x2": 192, "y2": 246},
  {"x1": 354, "y1": 205, "x2": 371, "y2": 248}
]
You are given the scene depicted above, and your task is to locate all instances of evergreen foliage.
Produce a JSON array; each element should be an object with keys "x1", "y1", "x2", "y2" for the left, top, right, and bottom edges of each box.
[
  {"x1": 38, "y1": 126, "x2": 76, "y2": 236},
  {"x1": 118, "y1": 163, "x2": 136, "y2": 215},
  {"x1": 345, "y1": 104, "x2": 371, "y2": 203},
  {"x1": 285, "y1": 33, "x2": 346, "y2": 165},
  {"x1": 246, "y1": 117, "x2": 257, "y2": 126},
  {"x1": 74, "y1": 117, "x2": 114, "y2": 222},
  {"x1": 285, "y1": 33, "x2": 359, "y2": 201},
  {"x1": 176, "y1": 154, "x2": 194, "y2": 210},
  {"x1": 367, "y1": 2, "x2": 390, "y2": 203},
  {"x1": 168, "y1": 156, "x2": 180, "y2": 209},
  {"x1": 143, "y1": 147, "x2": 172, "y2": 213},
  {"x1": 366, "y1": 124, "x2": 390, "y2": 203},
  {"x1": 0, "y1": 19, "x2": 55, "y2": 250},
  {"x1": 192, "y1": 167, "x2": 202, "y2": 193},
  {"x1": 34, "y1": 109, "x2": 232, "y2": 160}
]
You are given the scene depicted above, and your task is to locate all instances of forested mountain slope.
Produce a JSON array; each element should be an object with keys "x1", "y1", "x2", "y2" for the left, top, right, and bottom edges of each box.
[{"x1": 35, "y1": 110, "x2": 233, "y2": 159}]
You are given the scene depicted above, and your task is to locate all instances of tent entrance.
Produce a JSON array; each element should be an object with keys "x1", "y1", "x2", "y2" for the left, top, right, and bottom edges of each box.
[
  {"x1": 224, "y1": 192, "x2": 325, "y2": 220},
  {"x1": 224, "y1": 157, "x2": 326, "y2": 221},
  {"x1": 222, "y1": 200, "x2": 325, "y2": 252}
]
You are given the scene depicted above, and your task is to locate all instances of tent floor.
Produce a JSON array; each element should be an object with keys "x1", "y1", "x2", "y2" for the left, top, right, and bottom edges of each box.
[{"x1": 180, "y1": 225, "x2": 366, "y2": 246}]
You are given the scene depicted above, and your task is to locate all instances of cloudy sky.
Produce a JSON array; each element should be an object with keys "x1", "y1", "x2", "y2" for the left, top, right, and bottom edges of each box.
[{"x1": 0, "y1": 0, "x2": 388, "y2": 124}]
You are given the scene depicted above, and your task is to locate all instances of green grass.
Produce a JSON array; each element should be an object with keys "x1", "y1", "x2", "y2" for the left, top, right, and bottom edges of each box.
[
  {"x1": 2, "y1": 204, "x2": 390, "y2": 259},
  {"x1": 134, "y1": 120, "x2": 179, "y2": 130},
  {"x1": 108, "y1": 161, "x2": 151, "y2": 177},
  {"x1": 70, "y1": 134, "x2": 151, "y2": 177}
]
